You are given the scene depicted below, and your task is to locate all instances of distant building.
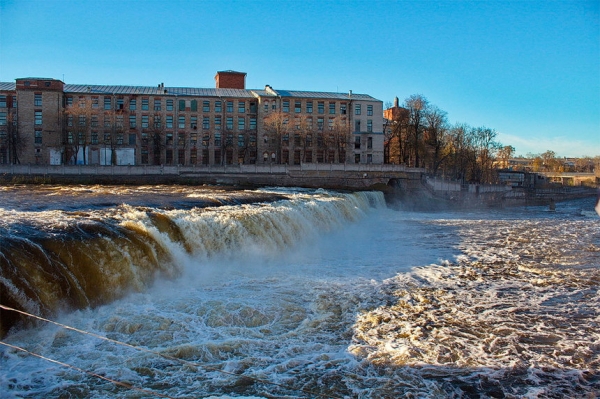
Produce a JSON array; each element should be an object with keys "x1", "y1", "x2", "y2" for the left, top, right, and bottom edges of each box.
[
  {"x1": 0, "y1": 71, "x2": 384, "y2": 166},
  {"x1": 383, "y1": 96, "x2": 408, "y2": 164}
]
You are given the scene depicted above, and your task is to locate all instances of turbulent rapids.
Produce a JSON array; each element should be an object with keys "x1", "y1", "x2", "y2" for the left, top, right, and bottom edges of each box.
[
  {"x1": 0, "y1": 185, "x2": 598, "y2": 398},
  {"x1": 0, "y1": 186, "x2": 382, "y2": 337}
]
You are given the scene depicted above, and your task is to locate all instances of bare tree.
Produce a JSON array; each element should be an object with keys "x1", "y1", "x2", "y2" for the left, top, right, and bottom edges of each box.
[
  {"x1": 497, "y1": 145, "x2": 515, "y2": 169},
  {"x1": 263, "y1": 110, "x2": 289, "y2": 164},
  {"x1": 403, "y1": 94, "x2": 429, "y2": 168},
  {"x1": 64, "y1": 97, "x2": 96, "y2": 165},
  {"x1": 423, "y1": 105, "x2": 449, "y2": 175}
]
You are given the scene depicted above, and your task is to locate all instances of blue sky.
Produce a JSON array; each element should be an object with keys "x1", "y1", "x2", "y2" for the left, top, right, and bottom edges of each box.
[{"x1": 1, "y1": 0, "x2": 598, "y2": 157}]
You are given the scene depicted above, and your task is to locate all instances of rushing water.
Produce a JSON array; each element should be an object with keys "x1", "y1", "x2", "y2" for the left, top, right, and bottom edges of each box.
[{"x1": 0, "y1": 185, "x2": 598, "y2": 398}]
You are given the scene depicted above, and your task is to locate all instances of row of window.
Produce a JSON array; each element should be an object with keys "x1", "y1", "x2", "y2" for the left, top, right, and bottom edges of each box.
[
  {"x1": 0, "y1": 95, "x2": 17, "y2": 108},
  {"x1": 272, "y1": 100, "x2": 374, "y2": 116},
  {"x1": 67, "y1": 114, "x2": 259, "y2": 131},
  {"x1": 64, "y1": 96, "x2": 375, "y2": 116},
  {"x1": 66, "y1": 96, "x2": 258, "y2": 114}
]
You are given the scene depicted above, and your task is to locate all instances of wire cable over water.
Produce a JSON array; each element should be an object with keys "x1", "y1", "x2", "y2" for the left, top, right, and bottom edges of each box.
[{"x1": 0, "y1": 304, "x2": 343, "y2": 399}]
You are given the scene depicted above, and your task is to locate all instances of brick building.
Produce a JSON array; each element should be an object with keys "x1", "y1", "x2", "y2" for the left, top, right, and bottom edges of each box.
[{"x1": 0, "y1": 71, "x2": 383, "y2": 166}]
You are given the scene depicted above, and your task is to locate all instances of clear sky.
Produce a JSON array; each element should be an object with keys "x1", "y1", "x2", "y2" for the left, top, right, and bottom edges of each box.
[{"x1": 1, "y1": 0, "x2": 598, "y2": 157}]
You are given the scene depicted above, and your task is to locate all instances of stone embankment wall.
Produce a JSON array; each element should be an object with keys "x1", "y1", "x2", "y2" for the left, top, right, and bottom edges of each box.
[{"x1": 0, "y1": 164, "x2": 424, "y2": 192}]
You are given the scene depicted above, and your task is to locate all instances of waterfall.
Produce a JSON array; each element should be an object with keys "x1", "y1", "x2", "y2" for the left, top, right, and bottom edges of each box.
[{"x1": 0, "y1": 189, "x2": 385, "y2": 336}]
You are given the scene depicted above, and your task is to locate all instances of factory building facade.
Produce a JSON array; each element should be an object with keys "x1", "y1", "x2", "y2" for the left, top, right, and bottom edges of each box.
[{"x1": 0, "y1": 71, "x2": 384, "y2": 166}]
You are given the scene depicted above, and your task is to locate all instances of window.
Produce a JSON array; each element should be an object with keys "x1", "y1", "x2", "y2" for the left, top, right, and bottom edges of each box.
[
  {"x1": 249, "y1": 134, "x2": 256, "y2": 147},
  {"x1": 355, "y1": 104, "x2": 361, "y2": 115},
  {"x1": 306, "y1": 101, "x2": 313, "y2": 113},
  {"x1": 78, "y1": 115, "x2": 86, "y2": 126},
  {"x1": 35, "y1": 130, "x2": 42, "y2": 144},
  {"x1": 166, "y1": 115, "x2": 173, "y2": 128},
  {"x1": 92, "y1": 97, "x2": 99, "y2": 108},
  {"x1": 295, "y1": 101, "x2": 301, "y2": 113},
  {"x1": 34, "y1": 111, "x2": 42, "y2": 125},
  {"x1": 318, "y1": 102, "x2": 324, "y2": 114},
  {"x1": 34, "y1": 94, "x2": 42, "y2": 107},
  {"x1": 178, "y1": 133, "x2": 185, "y2": 146},
  {"x1": 329, "y1": 102, "x2": 336, "y2": 114},
  {"x1": 203, "y1": 101, "x2": 210, "y2": 112},
  {"x1": 367, "y1": 105, "x2": 373, "y2": 116},
  {"x1": 91, "y1": 115, "x2": 98, "y2": 127},
  {"x1": 367, "y1": 119, "x2": 372, "y2": 132},
  {"x1": 129, "y1": 133, "x2": 136, "y2": 145},
  {"x1": 179, "y1": 100, "x2": 185, "y2": 111},
  {"x1": 328, "y1": 118, "x2": 334, "y2": 131},
  {"x1": 154, "y1": 99, "x2": 161, "y2": 111},
  {"x1": 104, "y1": 116, "x2": 111, "y2": 128},
  {"x1": 67, "y1": 132, "x2": 74, "y2": 144},
  {"x1": 141, "y1": 147, "x2": 149, "y2": 164},
  {"x1": 191, "y1": 100, "x2": 197, "y2": 112},
  {"x1": 116, "y1": 98, "x2": 124, "y2": 110},
  {"x1": 283, "y1": 100, "x2": 290, "y2": 113},
  {"x1": 226, "y1": 117, "x2": 233, "y2": 130},
  {"x1": 355, "y1": 154, "x2": 361, "y2": 163},
  {"x1": 166, "y1": 133, "x2": 173, "y2": 145},
  {"x1": 129, "y1": 99, "x2": 136, "y2": 110},
  {"x1": 0, "y1": 112, "x2": 6, "y2": 125},
  {"x1": 202, "y1": 135, "x2": 209, "y2": 147},
  {"x1": 249, "y1": 117, "x2": 256, "y2": 130},
  {"x1": 264, "y1": 101, "x2": 269, "y2": 112},
  {"x1": 367, "y1": 137, "x2": 373, "y2": 149},
  {"x1": 91, "y1": 132, "x2": 98, "y2": 144},
  {"x1": 203, "y1": 117, "x2": 210, "y2": 130},
  {"x1": 178, "y1": 149, "x2": 185, "y2": 164},
  {"x1": 238, "y1": 101, "x2": 245, "y2": 113},
  {"x1": 0, "y1": 96, "x2": 7, "y2": 108},
  {"x1": 238, "y1": 117, "x2": 245, "y2": 131},
  {"x1": 117, "y1": 134, "x2": 124, "y2": 145},
  {"x1": 355, "y1": 120, "x2": 360, "y2": 131},
  {"x1": 190, "y1": 132, "x2": 197, "y2": 145},
  {"x1": 226, "y1": 101, "x2": 233, "y2": 113},
  {"x1": 104, "y1": 97, "x2": 111, "y2": 110},
  {"x1": 190, "y1": 116, "x2": 198, "y2": 129},
  {"x1": 317, "y1": 117, "x2": 324, "y2": 130},
  {"x1": 214, "y1": 132, "x2": 221, "y2": 146},
  {"x1": 12, "y1": 96, "x2": 17, "y2": 108},
  {"x1": 104, "y1": 133, "x2": 111, "y2": 144},
  {"x1": 250, "y1": 102, "x2": 257, "y2": 113},
  {"x1": 215, "y1": 116, "x2": 221, "y2": 130},
  {"x1": 340, "y1": 103, "x2": 347, "y2": 115},
  {"x1": 355, "y1": 136, "x2": 361, "y2": 149},
  {"x1": 166, "y1": 149, "x2": 173, "y2": 164},
  {"x1": 215, "y1": 101, "x2": 222, "y2": 112},
  {"x1": 166, "y1": 99, "x2": 173, "y2": 111},
  {"x1": 67, "y1": 115, "x2": 73, "y2": 127},
  {"x1": 178, "y1": 116, "x2": 185, "y2": 129},
  {"x1": 138, "y1": 98, "x2": 148, "y2": 110},
  {"x1": 153, "y1": 115, "x2": 161, "y2": 129},
  {"x1": 141, "y1": 115, "x2": 149, "y2": 128},
  {"x1": 238, "y1": 134, "x2": 245, "y2": 147},
  {"x1": 66, "y1": 97, "x2": 73, "y2": 107}
]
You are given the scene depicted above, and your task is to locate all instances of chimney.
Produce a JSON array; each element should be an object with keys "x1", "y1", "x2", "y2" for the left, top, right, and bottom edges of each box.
[
  {"x1": 349, "y1": 90, "x2": 352, "y2": 97},
  {"x1": 394, "y1": 96, "x2": 399, "y2": 108},
  {"x1": 215, "y1": 70, "x2": 246, "y2": 89}
]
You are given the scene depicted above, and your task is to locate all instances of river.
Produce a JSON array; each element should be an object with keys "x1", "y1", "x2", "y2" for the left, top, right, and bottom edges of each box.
[{"x1": 0, "y1": 185, "x2": 598, "y2": 398}]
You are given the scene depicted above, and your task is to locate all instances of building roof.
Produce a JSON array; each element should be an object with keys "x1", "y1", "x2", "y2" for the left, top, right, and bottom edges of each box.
[
  {"x1": 0, "y1": 82, "x2": 16, "y2": 91},
  {"x1": 63, "y1": 84, "x2": 257, "y2": 98},
  {"x1": 0, "y1": 81, "x2": 381, "y2": 102},
  {"x1": 271, "y1": 89, "x2": 379, "y2": 101}
]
